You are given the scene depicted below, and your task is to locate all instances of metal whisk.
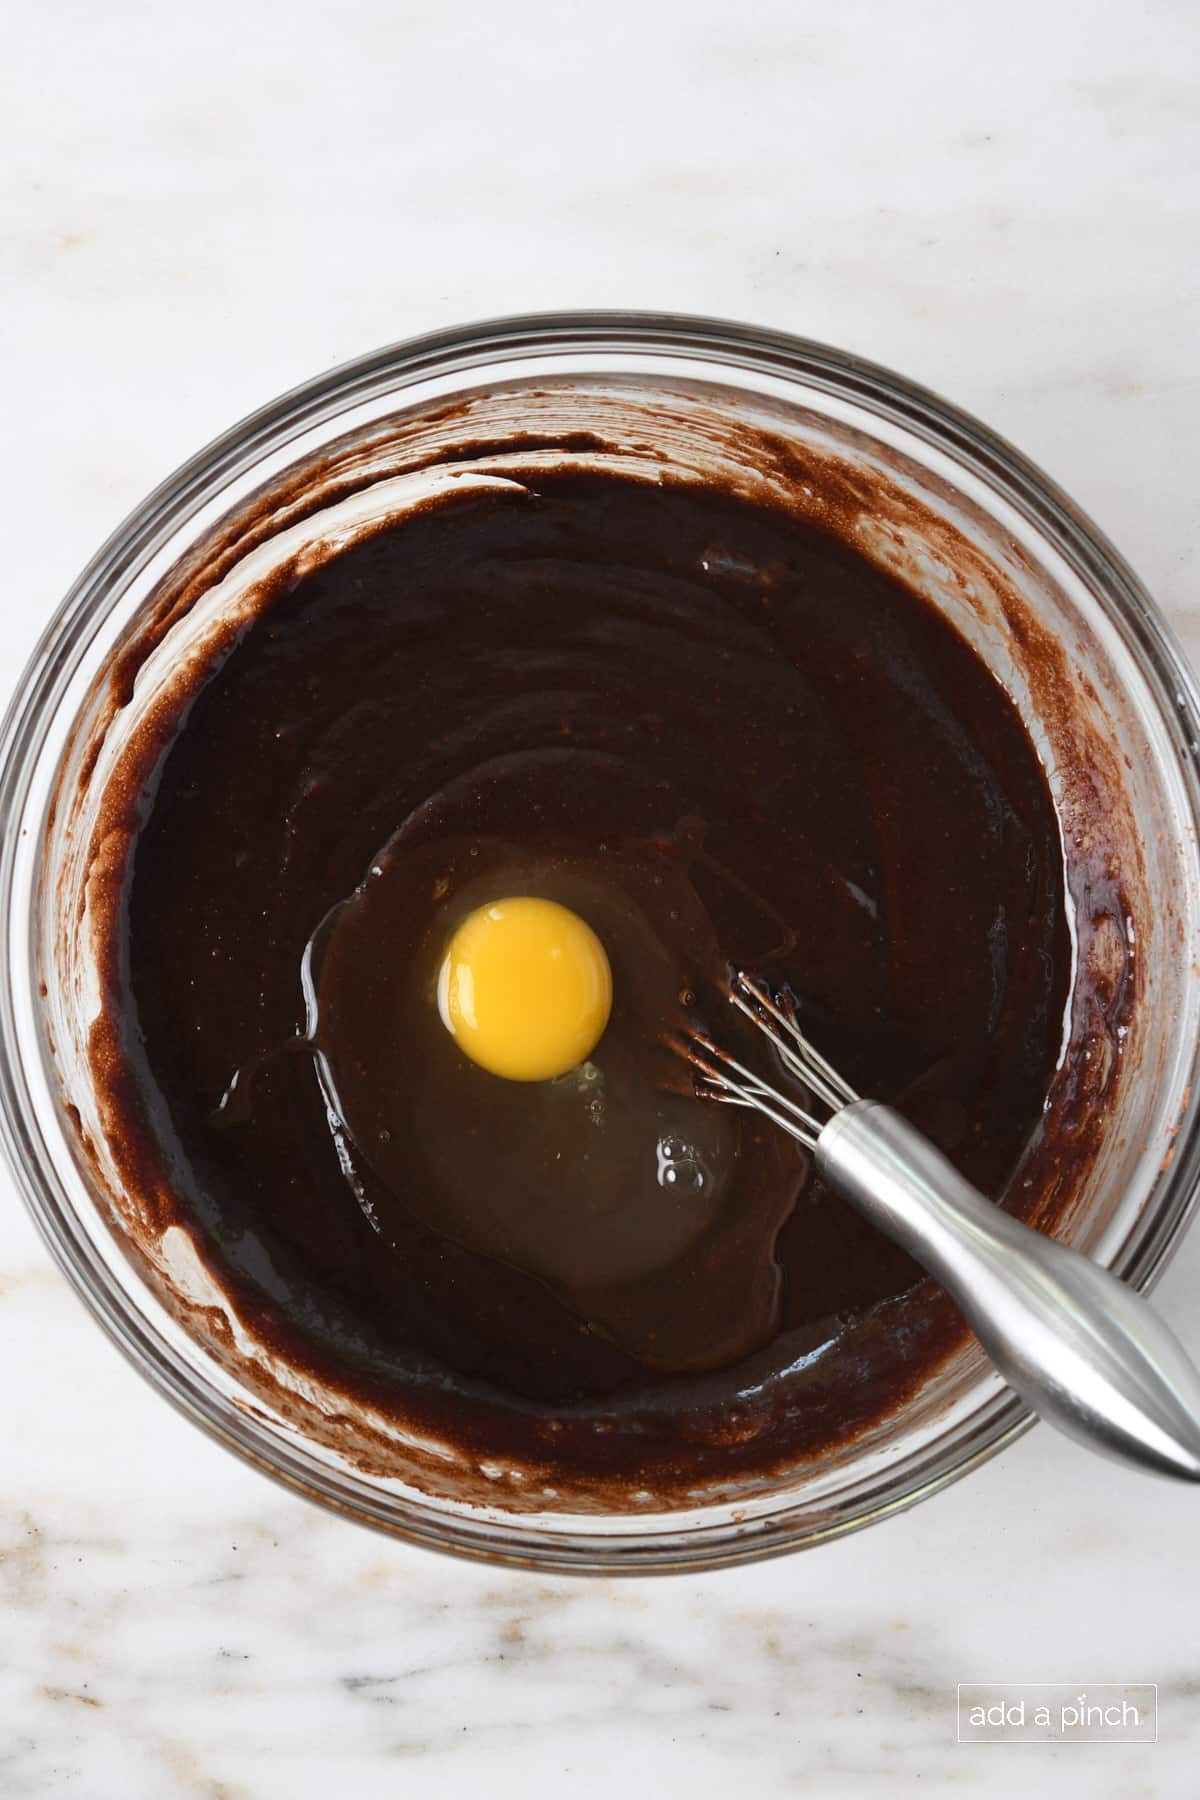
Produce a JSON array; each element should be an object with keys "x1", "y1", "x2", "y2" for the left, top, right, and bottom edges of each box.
[{"x1": 679, "y1": 972, "x2": 1200, "y2": 1483}]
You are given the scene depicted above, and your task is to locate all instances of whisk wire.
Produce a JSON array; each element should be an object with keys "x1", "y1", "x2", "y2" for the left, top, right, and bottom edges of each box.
[
  {"x1": 729, "y1": 973, "x2": 859, "y2": 1107},
  {"x1": 685, "y1": 1031, "x2": 824, "y2": 1149},
  {"x1": 732, "y1": 974, "x2": 858, "y2": 1106},
  {"x1": 675, "y1": 972, "x2": 859, "y2": 1150}
]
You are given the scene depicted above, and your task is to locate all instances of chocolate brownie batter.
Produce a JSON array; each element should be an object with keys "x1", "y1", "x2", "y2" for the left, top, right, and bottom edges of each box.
[{"x1": 102, "y1": 469, "x2": 1070, "y2": 1491}]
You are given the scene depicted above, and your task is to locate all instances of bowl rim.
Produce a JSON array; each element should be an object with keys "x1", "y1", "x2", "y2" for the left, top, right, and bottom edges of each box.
[{"x1": 4, "y1": 308, "x2": 1200, "y2": 1573}]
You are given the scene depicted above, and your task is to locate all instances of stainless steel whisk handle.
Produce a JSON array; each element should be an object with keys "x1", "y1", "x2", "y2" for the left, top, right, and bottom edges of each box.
[{"x1": 819, "y1": 1101, "x2": 1200, "y2": 1482}]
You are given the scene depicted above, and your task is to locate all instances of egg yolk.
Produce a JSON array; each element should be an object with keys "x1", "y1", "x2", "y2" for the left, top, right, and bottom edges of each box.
[{"x1": 437, "y1": 897, "x2": 613, "y2": 1082}]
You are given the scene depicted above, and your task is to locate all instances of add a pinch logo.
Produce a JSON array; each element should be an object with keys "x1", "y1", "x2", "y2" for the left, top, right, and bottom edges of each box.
[{"x1": 956, "y1": 1684, "x2": 1158, "y2": 1744}]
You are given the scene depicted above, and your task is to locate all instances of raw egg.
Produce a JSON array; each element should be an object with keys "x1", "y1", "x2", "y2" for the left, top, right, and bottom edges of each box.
[{"x1": 437, "y1": 896, "x2": 612, "y2": 1081}]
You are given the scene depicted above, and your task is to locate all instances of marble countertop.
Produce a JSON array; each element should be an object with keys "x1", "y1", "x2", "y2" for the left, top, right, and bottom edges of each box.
[{"x1": 3, "y1": 1, "x2": 1198, "y2": 1792}]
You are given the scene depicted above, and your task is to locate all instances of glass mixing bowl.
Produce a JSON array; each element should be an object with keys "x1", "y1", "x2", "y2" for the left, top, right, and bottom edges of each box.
[{"x1": 3, "y1": 312, "x2": 1200, "y2": 1573}]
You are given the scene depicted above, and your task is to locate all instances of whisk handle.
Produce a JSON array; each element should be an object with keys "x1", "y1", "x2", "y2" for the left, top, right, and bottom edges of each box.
[{"x1": 817, "y1": 1101, "x2": 1200, "y2": 1482}]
